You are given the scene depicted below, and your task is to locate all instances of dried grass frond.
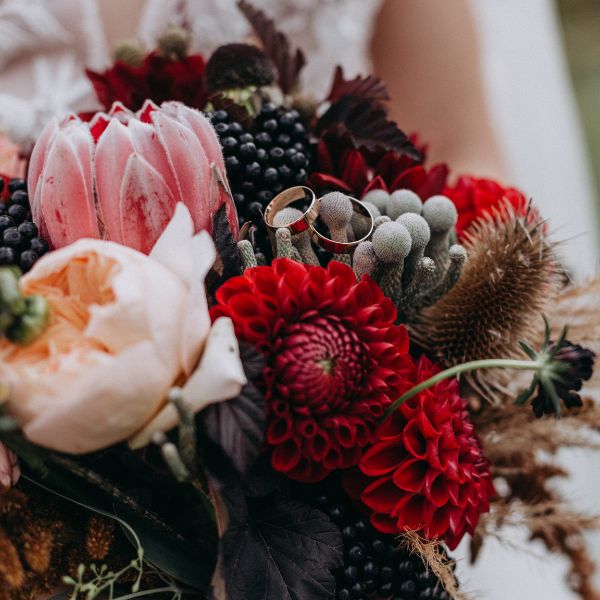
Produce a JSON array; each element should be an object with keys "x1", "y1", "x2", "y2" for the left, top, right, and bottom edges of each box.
[
  {"x1": 409, "y1": 206, "x2": 557, "y2": 402},
  {"x1": 477, "y1": 502, "x2": 600, "y2": 600},
  {"x1": 401, "y1": 531, "x2": 470, "y2": 600},
  {"x1": 0, "y1": 525, "x2": 25, "y2": 588}
]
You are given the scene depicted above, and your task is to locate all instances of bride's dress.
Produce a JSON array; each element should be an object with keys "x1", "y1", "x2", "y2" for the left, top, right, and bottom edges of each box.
[{"x1": 0, "y1": 1, "x2": 598, "y2": 597}]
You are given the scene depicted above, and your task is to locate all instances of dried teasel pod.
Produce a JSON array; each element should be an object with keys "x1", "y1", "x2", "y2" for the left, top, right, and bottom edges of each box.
[{"x1": 409, "y1": 205, "x2": 556, "y2": 401}]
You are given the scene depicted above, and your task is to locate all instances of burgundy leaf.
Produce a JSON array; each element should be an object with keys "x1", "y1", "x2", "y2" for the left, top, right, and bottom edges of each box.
[
  {"x1": 326, "y1": 65, "x2": 389, "y2": 104},
  {"x1": 317, "y1": 97, "x2": 421, "y2": 159},
  {"x1": 200, "y1": 344, "x2": 265, "y2": 475}
]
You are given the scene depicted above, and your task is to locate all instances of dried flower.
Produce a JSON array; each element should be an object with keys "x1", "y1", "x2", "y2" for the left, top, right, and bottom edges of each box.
[
  {"x1": 85, "y1": 516, "x2": 115, "y2": 561},
  {"x1": 211, "y1": 258, "x2": 414, "y2": 482},
  {"x1": 409, "y1": 207, "x2": 555, "y2": 399}
]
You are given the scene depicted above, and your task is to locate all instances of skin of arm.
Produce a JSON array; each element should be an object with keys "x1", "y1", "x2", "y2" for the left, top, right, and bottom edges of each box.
[{"x1": 370, "y1": 0, "x2": 506, "y2": 180}]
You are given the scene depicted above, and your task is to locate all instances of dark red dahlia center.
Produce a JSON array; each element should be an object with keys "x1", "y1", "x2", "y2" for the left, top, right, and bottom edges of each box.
[{"x1": 273, "y1": 315, "x2": 367, "y2": 414}]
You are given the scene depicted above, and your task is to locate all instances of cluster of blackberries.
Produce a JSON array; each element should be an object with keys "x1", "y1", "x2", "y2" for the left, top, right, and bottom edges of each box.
[
  {"x1": 208, "y1": 103, "x2": 311, "y2": 255},
  {"x1": 0, "y1": 178, "x2": 49, "y2": 272},
  {"x1": 312, "y1": 492, "x2": 455, "y2": 600}
]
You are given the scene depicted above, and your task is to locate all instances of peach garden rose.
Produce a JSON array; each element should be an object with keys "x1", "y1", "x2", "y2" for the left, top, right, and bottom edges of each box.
[{"x1": 0, "y1": 204, "x2": 246, "y2": 453}]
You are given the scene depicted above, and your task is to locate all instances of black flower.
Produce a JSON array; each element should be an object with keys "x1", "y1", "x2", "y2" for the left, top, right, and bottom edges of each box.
[{"x1": 516, "y1": 318, "x2": 596, "y2": 418}]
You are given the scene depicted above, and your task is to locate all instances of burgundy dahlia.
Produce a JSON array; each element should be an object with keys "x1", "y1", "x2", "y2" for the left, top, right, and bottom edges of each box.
[
  {"x1": 86, "y1": 52, "x2": 207, "y2": 112},
  {"x1": 443, "y1": 175, "x2": 528, "y2": 238},
  {"x1": 308, "y1": 132, "x2": 448, "y2": 200},
  {"x1": 356, "y1": 356, "x2": 494, "y2": 549},
  {"x1": 210, "y1": 258, "x2": 414, "y2": 483}
]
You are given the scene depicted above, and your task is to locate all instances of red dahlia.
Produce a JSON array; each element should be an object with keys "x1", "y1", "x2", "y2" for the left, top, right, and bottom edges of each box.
[
  {"x1": 308, "y1": 132, "x2": 448, "y2": 200},
  {"x1": 356, "y1": 356, "x2": 494, "y2": 549},
  {"x1": 86, "y1": 52, "x2": 207, "y2": 112},
  {"x1": 210, "y1": 259, "x2": 414, "y2": 483},
  {"x1": 443, "y1": 175, "x2": 528, "y2": 238}
]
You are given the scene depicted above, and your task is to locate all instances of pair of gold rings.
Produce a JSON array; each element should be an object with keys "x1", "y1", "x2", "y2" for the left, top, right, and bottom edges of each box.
[{"x1": 262, "y1": 186, "x2": 374, "y2": 254}]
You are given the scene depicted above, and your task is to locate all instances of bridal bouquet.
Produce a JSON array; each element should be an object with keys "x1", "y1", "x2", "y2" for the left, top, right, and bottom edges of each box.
[{"x1": 1, "y1": 3, "x2": 599, "y2": 600}]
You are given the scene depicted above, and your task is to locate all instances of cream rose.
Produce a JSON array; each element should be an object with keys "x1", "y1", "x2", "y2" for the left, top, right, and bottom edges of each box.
[{"x1": 0, "y1": 204, "x2": 246, "y2": 453}]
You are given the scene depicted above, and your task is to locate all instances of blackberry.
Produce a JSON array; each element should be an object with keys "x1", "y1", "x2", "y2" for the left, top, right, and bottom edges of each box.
[
  {"x1": 0, "y1": 179, "x2": 49, "y2": 272},
  {"x1": 309, "y1": 488, "x2": 456, "y2": 600},
  {"x1": 207, "y1": 103, "x2": 312, "y2": 257}
]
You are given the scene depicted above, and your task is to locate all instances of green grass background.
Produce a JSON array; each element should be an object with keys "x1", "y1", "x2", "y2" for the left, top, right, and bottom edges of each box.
[{"x1": 558, "y1": 0, "x2": 600, "y2": 225}]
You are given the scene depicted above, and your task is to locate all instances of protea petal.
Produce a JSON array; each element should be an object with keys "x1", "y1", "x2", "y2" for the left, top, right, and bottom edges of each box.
[
  {"x1": 151, "y1": 111, "x2": 211, "y2": 232},
  {"x1": 28, "y1": 118, "x2": 59, "y2": 215},
  {"x1": 39, "y1": 131, "x2": 100, "y2": 247},
  {"x1": 95, "y1": 119, "x2": 135, "y2": 243},
  {"x1": 119, "y1": 154, "x2": 177, "y2": 253},
  {"x1": 137, "y1": 99, "x2": 160, "y2": 124},
  {"x1": 127, "y1": 118, "x2": 181, "y2": 200},
  {"x1": 162, "y1": 102, "x2": 226, "y2": 171}
]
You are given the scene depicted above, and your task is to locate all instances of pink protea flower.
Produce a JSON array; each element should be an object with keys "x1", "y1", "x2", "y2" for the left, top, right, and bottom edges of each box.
[{"x1": 28, "y1": 101, "x2": 238, "y2": 253}]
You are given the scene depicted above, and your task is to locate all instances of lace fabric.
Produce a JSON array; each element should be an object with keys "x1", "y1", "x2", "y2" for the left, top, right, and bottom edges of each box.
[{"x1": 138, "y1": 0, "x2": 383, "y2": 98}]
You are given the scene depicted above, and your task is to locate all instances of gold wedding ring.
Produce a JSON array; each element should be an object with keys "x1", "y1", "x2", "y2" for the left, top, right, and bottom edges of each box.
[
  {"x1": 264, "y1": 186, "x2": 319, "y2": 234},
  {"x1": 309, "y1": 196, "x2": 374, "y2": 254}
]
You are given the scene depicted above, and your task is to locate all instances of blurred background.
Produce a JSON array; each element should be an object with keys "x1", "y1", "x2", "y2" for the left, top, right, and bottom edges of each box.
[{"x1": 558, "y1": 0, "x2": 600, "y2": 232}]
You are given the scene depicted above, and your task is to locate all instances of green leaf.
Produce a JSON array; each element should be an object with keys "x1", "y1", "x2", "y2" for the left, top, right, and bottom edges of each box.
[
  {"x1": 514, "y1": 378, "x2": 538, "y2": 405},
  {"x1": 112, "y1": 502, "x2": 213, "y2": 591},
  {"x1": 518, "y1": 340, "x2": 538, "y2": 360}
]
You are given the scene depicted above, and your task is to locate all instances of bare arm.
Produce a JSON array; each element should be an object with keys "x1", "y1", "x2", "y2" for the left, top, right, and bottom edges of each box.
[{"x1": 370, "y1": 0, "x2": 506, "y2": 179}]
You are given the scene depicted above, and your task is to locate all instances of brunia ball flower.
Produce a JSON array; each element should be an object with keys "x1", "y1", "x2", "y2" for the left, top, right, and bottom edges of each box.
[
  {"x1": 0, "y1": 204, "x2": 246, "y2": 453},
  {"x1": 28, "y1": 100, "x2": 238, "y2": 254},
  {"x1": 211, "y1": 258, "x2": 414, "y2": 483}
]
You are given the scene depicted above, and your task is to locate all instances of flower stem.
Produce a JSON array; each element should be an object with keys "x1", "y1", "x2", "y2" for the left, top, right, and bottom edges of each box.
[{"x1": 384, "y1": 358, "x2": 541, "y2": 419}]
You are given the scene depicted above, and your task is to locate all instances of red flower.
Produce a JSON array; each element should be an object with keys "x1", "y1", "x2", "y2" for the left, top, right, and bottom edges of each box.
[
  {"x1": 86, "y1": 52, "x2": 207, "y2": 112},
  {"x1": 356, "y1": 356, "x2": 494, "y2": 549},
  {"x1": 211, "y1": 259, "x2": 414, "y2": 483},
  {"x1": 308, "y1": 132, "x2": 448, "y2": 200},
  {"x1": 443, "y1": 175, "x2": 528, "y2": 238}
]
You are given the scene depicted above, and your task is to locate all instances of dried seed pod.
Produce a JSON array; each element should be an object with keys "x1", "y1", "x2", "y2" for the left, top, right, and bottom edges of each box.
[
  {"x1": 422, "y1": 195, "x2": 458, "y2": 283},
  {"x1": 237, "y1": 240, "x2": 258, "y2": 270},
  {"x1": 351, "y1": 200, "x2": 380, "y2": 239},
  {"x1": 86, "y1": 516, "x2": 116, "y2": 561},
  {"x1": 396, "y1": 213, "x2": 431, "y2": 285},
  {"x1": 353, "y1": 241, "x2": 378, "y2": 280},
  {"x1": 0, "y1": 526, "x2": 24, "y2": 588},
  {"x1": 387, "y1": 189, "x2": 422, "y2": 220},
  {"x1": 20, "y1": 520, "x2": 54, "y2": 574},
  {"x1": 273, "y1": 207, "x2": 319, "y2": 265},
  {"x1": 372, "y1": 221, "x2": 412, "y2": 299},
  {"x1": 373, "y1": 215, "x2": 391, "y2": 230},
  {"x1": 410, "y1": 207, "x2": 556, "y2": 399},
  {"x1": 361, "y1": 189, "x2": 390, "y2": 214},
  {"x1": 319, "y1": 192, "x2": 353, "y2": 265}
]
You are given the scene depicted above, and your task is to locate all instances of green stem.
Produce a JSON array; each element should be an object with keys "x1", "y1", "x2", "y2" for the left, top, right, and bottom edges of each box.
[{"x1": 384, "y1": 358, "x2": 541, "y2": 419}]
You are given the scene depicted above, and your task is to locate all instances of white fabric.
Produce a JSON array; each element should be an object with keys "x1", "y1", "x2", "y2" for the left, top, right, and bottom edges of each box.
[
  {"x1": 138, "y1": 0, "x2": 381, "y2": 99},
  {"x1": 469, "y1": 0, "x2": 599, "y2": 279}
]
